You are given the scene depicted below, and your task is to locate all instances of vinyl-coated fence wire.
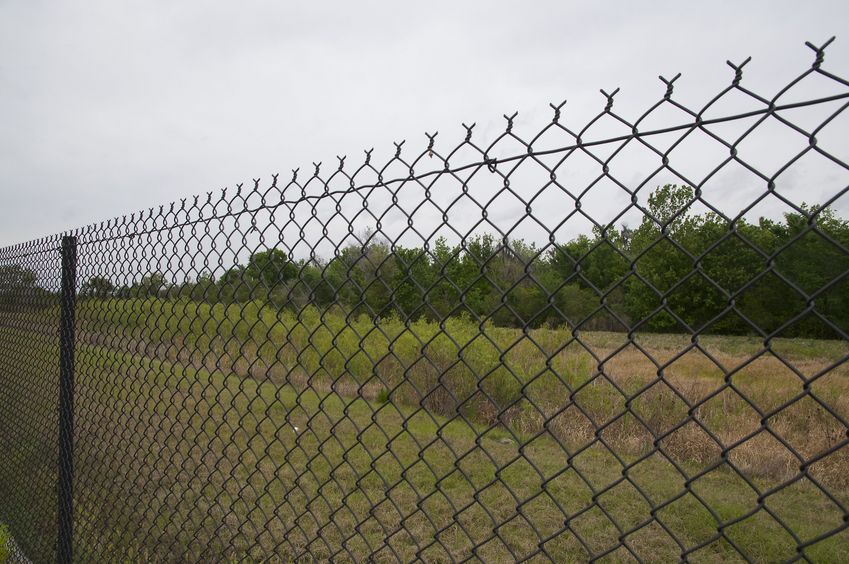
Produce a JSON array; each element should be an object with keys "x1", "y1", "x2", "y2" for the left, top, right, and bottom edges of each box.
[{"x1": 1, "y1": 38, "x2": 849, "y2": 562}]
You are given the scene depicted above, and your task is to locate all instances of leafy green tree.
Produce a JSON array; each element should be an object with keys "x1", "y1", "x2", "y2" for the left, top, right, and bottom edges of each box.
[
  {"x1": 129, "y1": 272, "x2": 168, "y2": 298},
  {"x1": 627, "y1": 185, "x2": 705, "y2": 331},
  {"x1": 80, "y1": 275, "x2": 115, "y2": 298},
  {"x1": 178, "y1": 271, "x2": 216, "y2": 302},
  {"x1": 217, "y1": 266, "x2": 249, "y2": 303},
  {"x1": 0, "y1": 265, "x2": 44, "y2": 310},
  {"x1": 391, "y1": 247, "x2": 435, "y2": 320},
  {"x1": 244, "y1": 249, "x2": 298, "y2": 290},
  {"x1": 759, "y1": 206, "x2": 849, "y2": 337}
]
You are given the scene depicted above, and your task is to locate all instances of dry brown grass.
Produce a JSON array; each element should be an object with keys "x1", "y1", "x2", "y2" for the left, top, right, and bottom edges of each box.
[{"x1": 171, "y1": 325, "x2": 849, "y2": 491}]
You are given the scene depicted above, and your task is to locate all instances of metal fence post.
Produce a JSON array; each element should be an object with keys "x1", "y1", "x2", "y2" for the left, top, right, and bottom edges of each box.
[{"x1": 58, "y1": 235, "x2": 77, "y2": 564}]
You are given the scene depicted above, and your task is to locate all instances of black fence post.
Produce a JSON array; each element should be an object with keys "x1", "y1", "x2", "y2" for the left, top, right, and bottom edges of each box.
[{"x1": 58, "y1": 235, "x2": 77, "y2": 564}]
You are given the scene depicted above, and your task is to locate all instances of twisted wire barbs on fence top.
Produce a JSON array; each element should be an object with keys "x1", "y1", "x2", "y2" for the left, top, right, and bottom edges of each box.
[{"x1": 1, "y1": 38, "x2": 849, "y2": 563}]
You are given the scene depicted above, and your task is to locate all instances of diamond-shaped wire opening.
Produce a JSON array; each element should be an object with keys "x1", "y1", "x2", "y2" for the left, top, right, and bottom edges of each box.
[
  {"x1": 566, "y1": 503, "x2": 624, "y2": 559},
  {"x1": 653, "y1": 490, "x2": 728, "y2": 555},
  {"x1": 767, "y1": 393, "x2": 847, "y2": 460},
  {"x1": 722, "y1": 506, "x2": 804, "y2": 562}
]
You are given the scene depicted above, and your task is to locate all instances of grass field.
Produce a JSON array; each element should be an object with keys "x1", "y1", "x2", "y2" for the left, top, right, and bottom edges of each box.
[
  {"x1": 0, "y1": 524, "x2": 9, "y2": 563},
  {"x1": 0, "y1": 298, "x2": 848, "y2": 561}
]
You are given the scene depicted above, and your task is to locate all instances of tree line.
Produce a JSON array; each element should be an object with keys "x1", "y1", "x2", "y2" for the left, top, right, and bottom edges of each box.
[{"x1": 6, "y1": 185, "x2": 849, "y2": 338}]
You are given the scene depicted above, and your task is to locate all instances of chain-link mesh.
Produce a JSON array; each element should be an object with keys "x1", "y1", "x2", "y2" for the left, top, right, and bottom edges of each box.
[{"x1": 2, "y1": 39, "x2": 849, "y2": 562}]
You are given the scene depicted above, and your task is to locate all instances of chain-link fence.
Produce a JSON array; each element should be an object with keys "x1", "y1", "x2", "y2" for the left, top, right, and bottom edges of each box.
[{"x1": 1, "y1": 39, "x2": 849, "y2": 562}]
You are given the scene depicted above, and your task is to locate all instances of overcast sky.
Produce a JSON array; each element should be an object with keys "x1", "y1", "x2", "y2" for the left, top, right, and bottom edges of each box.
[{"x1": 2, "y1": 0, "x2": 848, "y2": 249}]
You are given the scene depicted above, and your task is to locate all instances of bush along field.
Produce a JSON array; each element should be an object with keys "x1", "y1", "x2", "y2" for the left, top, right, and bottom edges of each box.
[{"x1": 1, "y1": 185, "x2": 848, "y2": 561}]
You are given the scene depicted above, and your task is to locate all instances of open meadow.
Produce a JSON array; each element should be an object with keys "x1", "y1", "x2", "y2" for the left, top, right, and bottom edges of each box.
[{"x1": 1, "y1": 298, "x2": 848, "y2": 561}]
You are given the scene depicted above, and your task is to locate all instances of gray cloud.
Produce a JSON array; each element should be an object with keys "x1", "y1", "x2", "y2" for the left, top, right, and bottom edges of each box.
[{"x1": 2, "y1": 0, "x2": 848, "y2": 246}]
